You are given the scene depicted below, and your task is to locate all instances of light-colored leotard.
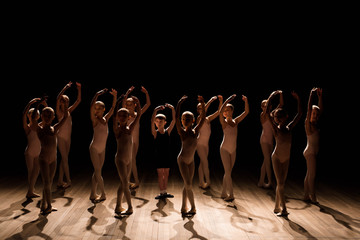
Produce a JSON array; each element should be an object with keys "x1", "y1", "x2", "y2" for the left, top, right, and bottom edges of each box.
[
  {"x1": 25, "y1": 129, "x2": 41, "y2": 157},
  {"x1": 38, "y1": 128, "x2": 57, "y2": 164},
  {"x1": 90, "y1": 122, "x2": 108, "y2": 153},
  {"x1": 115, "y1": 132, "x2": 133, "y2": 165},
  {"x1": 303, "y1": 130, "x2": 320, "y2": 157},
  {"x1": 260, "y1": 119, "x2": 274, "y2": 145},
  {"x1": 197, "y1": 120, "x2": 211, "y2": 147},
  {"x1": 272, "y1": 130, "x2": 292, "y2": 162},
  {"x1": 128, "y1": 115, "x2": 140, "y2": 145},
  {"x1": 220, "y1": 122, "x2": 238, "y2": 154},
  {"x1": 178, "y1": 134, "x2": 198, "y2": 164},
  {"x1": 58, "y1": 116, "x2": 72, "y2": 140}
]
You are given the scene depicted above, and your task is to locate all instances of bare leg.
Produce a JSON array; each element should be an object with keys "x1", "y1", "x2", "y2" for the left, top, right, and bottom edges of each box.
[
  {"x1": 178, "y1": 158, "x2": 196, "y2": 214},
  {"x1": 304, "y1": 154, "x2": 317, "y2": 203},
  {"x1": 272, "y1": 157, "x2": 289, "y2": 215},
  {"x1": 40, "y1": 160, "x2": 57, "y2": 214},
  {"x1": 197, "y1": 145, "x2": 210, "y2": 188},
  {"x1": 129, "y1": 142, "x2": 139, "y2": 189},
  {"x1": 115, "y1": 160, "x2": 133, "y2": 215},
  {"x1": 90, "y1": 148, "x2": 106, "y2": 201},
  {"x1": 25, "y1": 154, "x2": 40, "y2": 198},
  {"x1": 259, "y1": 142, "x2": 273, "y2": 188},
  {"x1": 57, "y1": 138, "x2": 71, "y2": 188},
  {"x1": 220, "y1": 149, "x2": 236, "y2": 200}
]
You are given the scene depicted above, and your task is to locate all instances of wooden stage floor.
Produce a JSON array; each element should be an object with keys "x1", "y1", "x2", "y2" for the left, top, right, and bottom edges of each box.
[{"x1": 1, "y1": 169, "x2": 359, "y2": 240}]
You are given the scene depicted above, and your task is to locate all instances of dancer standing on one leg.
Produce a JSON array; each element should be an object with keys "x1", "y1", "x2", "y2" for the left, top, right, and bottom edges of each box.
[
  {"x1": 56, "y1": 81, "x2": 81, "y2": 189},
  {"x1": 196, "y1": 95, "x2": 223, "y2": 189},
  {"x1": 219, "y1": 94, "x2": 249, "y2": 202},
  {"x1": 122, "y1": 86, "x2": 151, "y2": 190},
  {"x1": 266, "y1": 90, "x2": 302, "y2": 216},
  {"x1": 113, "y1": 96, "x2": 141, "y2": 215},
  {"x1": 151, "y1": 103, "x2": 176, "y2": 200},
  {"x1": 176, "y1": 95, "x2": 206, "y2": 216},
  {"x1": 89, "y1": 88, "x2": 117, "y2": 203},
  {"x1": 303, "y1": 87, "x2": 323, "y2": 204},
  {"x1": 258, "y1": 91, "x2": 283, "y2": 188},
  {"x1": 23, "y1": 97, "x2": 47, "y2": 198}
]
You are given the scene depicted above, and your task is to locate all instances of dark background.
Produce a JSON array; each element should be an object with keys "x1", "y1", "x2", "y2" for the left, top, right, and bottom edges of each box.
[{"x1": 4, "y1": 13, "x2": 355, "y2": 188}]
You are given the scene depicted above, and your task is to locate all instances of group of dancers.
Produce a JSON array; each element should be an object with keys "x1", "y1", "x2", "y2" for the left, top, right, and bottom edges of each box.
[{"x1": 23, "y1": 82, "x2": 322, "y2": 217}]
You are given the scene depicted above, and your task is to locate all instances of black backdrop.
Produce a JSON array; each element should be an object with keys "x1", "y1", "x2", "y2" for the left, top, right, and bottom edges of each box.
[{"x1": 8, "y1": 66, "x2": 353, "y2": 186}]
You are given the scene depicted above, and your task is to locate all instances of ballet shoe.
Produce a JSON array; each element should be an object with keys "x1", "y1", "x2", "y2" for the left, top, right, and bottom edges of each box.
[{"x1": 224, "y1": 196, "x2": 234, "y2": 202}]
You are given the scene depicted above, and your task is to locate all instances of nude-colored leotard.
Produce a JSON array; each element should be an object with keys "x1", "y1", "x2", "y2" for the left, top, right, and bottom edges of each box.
[
  {"x1": 260, "y1": 119, "x2": 274, "y2": 145},
  {"x1": 25, "y1": 129, "x2": 41, "y2": 157},
  {"x1": 220, "y1": 123, "x2": 238, "y2": 154},
  {"x1": 197, "y1": 120, "x2": 211, "y2": 147},
  {"x1": 90, "y1": 122, "x2": 108, "y2": 153},
  {"x1": 303, "y1": 130, "x2": 320, "y2": 157}
]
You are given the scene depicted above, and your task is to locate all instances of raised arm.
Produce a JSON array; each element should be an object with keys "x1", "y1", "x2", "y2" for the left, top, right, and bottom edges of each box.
[
  {"x1": 234, "y1": 95, "x2": 249, "y2": 124},
  {"x1": 305, "y1": 88, "x2": 317, "y2": 126},
  {"x1": 207, "y1": 96, "x2": 223, "y2": 122},
  {"x1": 68, "y1": 82, "x2": 81, "y2": 113},
  {"x1": 175, "y1": 95, "x2": 187, "y2": 136},
  {"x1": 90, "y1": 88, "x2": 107, "y2": 124},
  {"x1": 288, "y1": 91, "x2": 302, "y2": 130},
  {"x1": 104, "y1": 89, "x2": 117, "y2": 121},
  {"x1": 151, "y1": 105, "x2": 165, "y2": 138},
  {"x1": 128, "y1": 96, "x2": 142, "y2": 133},
  {"x1": 265, "y1": 90, "x2": 280, "y2": 132},
  {"x1": 113, "y1": 94, "x2": 124, "y2": 135},
  {"x1": 23, "y1": 98, "x2": 41, "y2": 133},
  {"x1": 56, "y1": 81, "x2": 72, "y2": 114},
  {"x1": 140, "y1": 86, "x2": 151, "y2": 114},
  {"x1": 194, "y1": 96, "x2": 206, "y2": 135},
  {"x1": 122, "y1": 86, "x2": 135, "y2": 108},
  {"x1": 165, "y1": 103, "x2": 176, "y2": 134},
  {"x1": 219, "y1": 94, "x2": 236, "y2": 129}
]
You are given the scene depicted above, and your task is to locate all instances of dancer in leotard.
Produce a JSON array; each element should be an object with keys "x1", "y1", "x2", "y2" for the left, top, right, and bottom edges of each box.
[
  {"x1": 196, "y1": 95, "x2": 223, "y2": 189},
  {"x1": 56, "y1": 81, "x2": 81, "y2": 189},
  {"x1": 32, "y1": 97, "x2": 69, "y2": 214},
  {"x1": 23, "y1": 98, "x2": 47, "y2": 198},
  {"x1": 219, "y1": 94, "x2": 249, "y2": 202},
  {"x1": 266, "y1": 90, "x2": 302, "y2": 216},
  {"x1": 176, "y1": 95, "x2": 206, "y2": 216},
  {"x1": 89, "y1": 88, "x2": 117, "y2": 203},
  {"x1": 258, "y1": 91, "x2": 283, "y2": 188},
  {"x1": 113, "y1": 96, "x2": 141, "y2": 216},
  {"x1": 122, "y1": 86, "x2": 151, "y2": 190},
  {"x1": 151, "y1": 103, "x2": 176, "y2": 199},
  {"x1": 303, "y1": 88, "x2": 323, "y2": 203}
]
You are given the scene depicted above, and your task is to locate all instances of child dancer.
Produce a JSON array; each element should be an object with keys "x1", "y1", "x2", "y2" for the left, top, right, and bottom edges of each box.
[
  {"x1": 176, "y1": 95, "x2": 205, "y2": 216},
  {"x1": 56, "y1": 81, "x2": 81, "y2": 188},
  {"x1": 196, "y1": 95, "x2": 223, "y2": 189},
  {"x1": 258, "y1": 91, "x2": 284, "y2": 188},
  {"x1": 219, "y1": 94, "x2": 249, "y2": 201},
  {"x1": 266, "y1": 90, "x2": 302, "y2": 216},
  {"x1": 89, "y1": 88, "x2": 117, "y2": 203},
  {"x1": 23, "y1": 98, "x2": 47, "y2": 198},
  {"x1": 151, "y1": 103, "x2": 176, "y2": 199},
  {"x1": 122, "y1": 86, "x2": 151, "y2": 189},
  {"x1": 113, "y1": 96, "x2": 141, "y2": 215},
  {"x1": 303, "y1": 88, "x2": 322, "y2": 203},
  {"x1": 33, "y1": 97, "x2": 69, "y2": 214}
]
